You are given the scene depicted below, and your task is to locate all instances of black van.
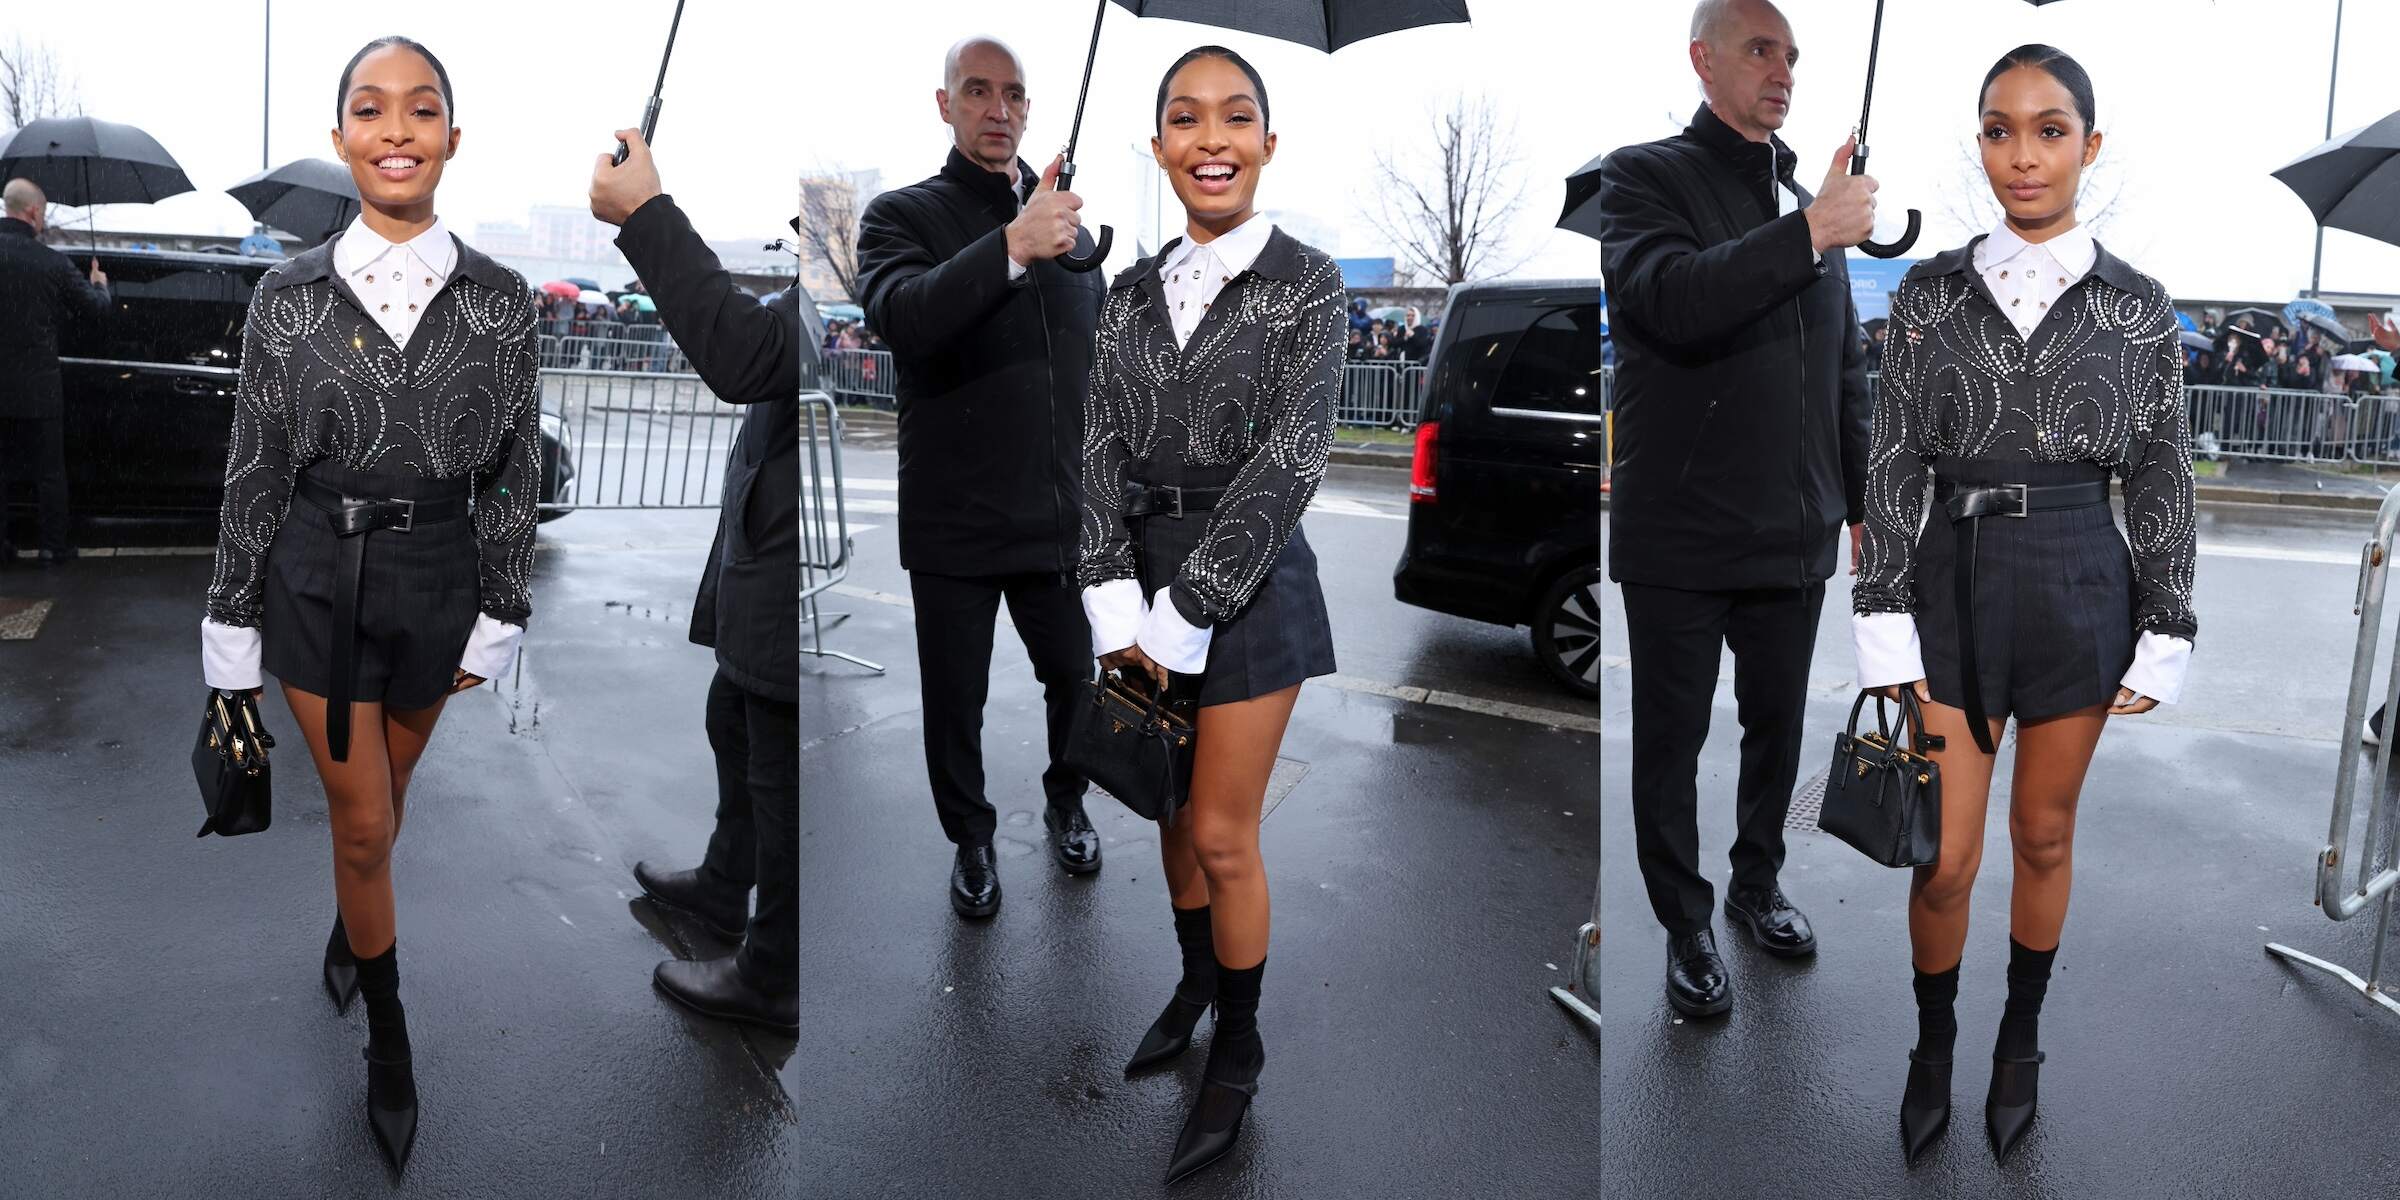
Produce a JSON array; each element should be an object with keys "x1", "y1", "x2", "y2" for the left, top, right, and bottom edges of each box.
[
  {"x1": 1391, "y1": 277, "x2": 1604, "y2": 699},
  {"x1": 6, "y1": 245, "x2": 572, "y2": 533}
]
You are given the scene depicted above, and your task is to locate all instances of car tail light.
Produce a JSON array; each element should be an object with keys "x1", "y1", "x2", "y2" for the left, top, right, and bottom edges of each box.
[{"x1": 1410, "y1": 420, "x2": 1439, "y2": 503}]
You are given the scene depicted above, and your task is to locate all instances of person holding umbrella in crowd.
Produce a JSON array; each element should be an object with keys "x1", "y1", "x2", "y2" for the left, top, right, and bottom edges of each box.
[
  {"x1": 0, "y1": 178, "x2": 110, "y2": 565},
  {"x1": 200, "y1": 36, "x2": 541, "y2": 1172},
  {"x1": 1591, "y1": 0, "x2": 1875, "y2": 1020},
  {"x1": 854, "y1": 36, "x2": 1108, "y2": 919},
  {"x1": 1853, "y1": 45, "x2": 2195, "y2": 1165},
  {"x1": 589, "y1": 128, "x2": 806, "y2": 1037}
]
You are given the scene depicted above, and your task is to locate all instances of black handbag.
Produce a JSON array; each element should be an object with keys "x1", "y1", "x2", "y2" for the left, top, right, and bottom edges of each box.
[
  {"x1": 193, "y1": 688, "x2": 275, "y2": 838},
  {"x1": 1064, "y1": 669, "x2": 1196, "y2": 823},
  {"x1": 1818, "y1": 690, "x2": 1943, "y2": 868}
]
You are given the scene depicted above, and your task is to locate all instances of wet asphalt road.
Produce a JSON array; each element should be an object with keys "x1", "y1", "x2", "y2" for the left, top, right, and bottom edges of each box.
[
  {"x1": 795, "y1": 444, "x2": 1602, "y2": 1196},
  {"x1": 1599, "y1": 502, "x2": 2400, "y2": 1197},
  {"x1": 0, "y1": 510, "x2": 801, "y2": 1198}
]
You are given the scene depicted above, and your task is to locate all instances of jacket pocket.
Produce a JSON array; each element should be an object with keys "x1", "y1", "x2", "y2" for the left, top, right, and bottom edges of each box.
[
  {"x1": 721, "y1": 457, "x2": 763, "y2": 565},
  {"x1": 1673, "y1": 397, "x2": 1723, "y2": 487}
]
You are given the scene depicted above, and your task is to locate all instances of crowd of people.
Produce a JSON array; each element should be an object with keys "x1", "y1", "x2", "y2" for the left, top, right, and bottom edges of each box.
[
  {"x1": 1345, "y1": 298, "x2": 1435, "y2": 363},
  {"x1": 534, "y1": 286, "x2": 678, "y2": 371},
  {"x1": 819, "y1": 317, "x2": 886, "y2": 353},
  {"x1": 2182, "y1": 307, "x2": 2394, "y2": 398}
]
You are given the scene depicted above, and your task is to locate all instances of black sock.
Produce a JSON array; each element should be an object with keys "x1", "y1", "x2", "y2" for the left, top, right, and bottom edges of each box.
[
  {"x1": 1210, "y1": 957, "x2": 1266, "y2": 1080},
  {"x1": 1912, "y1": 963, "x2": 1960, "y2": 1062},
  {"x1": 354, "y1": 942, "x2": 412, "y2": 1064},
  {"x1": 1171, "y1": 905, "x2": 1216, "y2": 1007},
  {"x1": 1996, "y1": 938, "x2": 2056, "y2": 1060}
]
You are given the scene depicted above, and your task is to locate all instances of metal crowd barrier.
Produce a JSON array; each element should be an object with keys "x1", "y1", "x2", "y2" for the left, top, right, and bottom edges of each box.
[
  {"x1": 797, "y1": 387, "x2": 882, "y2": 673},
  {"x1": 538, "y1": 368, "x2": 740, "y2": 511},
  {"x1": 825, "y1": 348, "x2": 897, "y2": 411},
  {"x1": 2265, "y1": 484, "x2": 2400, "y2": 1016},
  {"x1": 539, "y1": 331, "x2": 693, "y2": 376},
  {"x1": 817, "y1": 348, "x2": 1431, "y2": 430}
]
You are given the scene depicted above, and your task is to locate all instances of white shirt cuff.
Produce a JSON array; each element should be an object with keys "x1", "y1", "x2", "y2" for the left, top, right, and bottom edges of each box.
[
  {"x1": 458, "y1": 613, "x2": 524, "y2": 681},
  {"x1": 1081, "y1": 577, "x2": 1144, "y2": 658},
  {"x1": 1006, "y1": 255, "x2": 1028, "y2": 281},
  {"x1": 2119, "y1": 631, "x2": 2192, "y2": 705},
  {"x1": 1135, "y1": 584, "x2": 1213, "y2": 675},
  {"x1": 201, "y1": 618, "x2": 263, "y2": 691},
  {"x1": 1852, "y1": 611, "x2": 1925, "y2": 689}
]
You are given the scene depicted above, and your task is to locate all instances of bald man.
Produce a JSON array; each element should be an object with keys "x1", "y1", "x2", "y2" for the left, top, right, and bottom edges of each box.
[
  {"x1": 854, "y1": 37, "x2": 1108, "y2": 919},
  {"x1": 1593, "y1": 0, "x2": 1876, "y2": 1018},
  {"x1": 0, "y1": 179, "x2": 109, "y2": 565}
]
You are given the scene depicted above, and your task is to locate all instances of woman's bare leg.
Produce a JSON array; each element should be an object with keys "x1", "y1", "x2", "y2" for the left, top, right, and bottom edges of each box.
[
  {"x1": 283, "y1": 684, "x2": 399, "y2": 958},
  {"x1": 1186, "y1": 684, "x2": 1300, "y2": 970},
  {"x1": 382, "y1": 698, "x2": 448, "y2": 845},
  {"x1": 2005, "y1": 705, "x2": 2108, "y2": 952},
  {"x1": 1908, "y1": 699, "x2": 2008, "y2": 972}
]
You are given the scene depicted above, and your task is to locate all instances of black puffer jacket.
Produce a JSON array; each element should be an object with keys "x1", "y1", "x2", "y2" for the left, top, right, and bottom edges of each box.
[
  {"x1": 855, "y1": 147, "x2": 1105, "y2": 578},
  {"x1": 0, "y1": 217, "x2": 109, "y2": 420},
  {"x1": 1594, "y1": 104, "x2": 1870, "y2": 591}
]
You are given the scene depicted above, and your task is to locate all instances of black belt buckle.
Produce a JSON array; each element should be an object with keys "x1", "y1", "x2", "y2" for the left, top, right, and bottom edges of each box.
[
  {"x1": 1164, "y1": 485, "x2": 1186, "y2": 519},
  {"x1": 1995, "y1": 483, "x2": 2028, "y2": 518},
  {"x1": 341, "y1": 495, "x2": 415, "y2": 533}
]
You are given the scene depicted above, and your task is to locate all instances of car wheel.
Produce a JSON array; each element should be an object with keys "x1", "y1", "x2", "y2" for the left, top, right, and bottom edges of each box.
[{"x1": 1531, "y1": 563, "x2": 1603, "y2": 700}]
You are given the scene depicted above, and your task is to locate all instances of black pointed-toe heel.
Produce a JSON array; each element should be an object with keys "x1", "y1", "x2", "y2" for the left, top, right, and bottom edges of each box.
[
  {"x1": 1164, "y1": 1071, "x2": 1259, "y2": 1185},
  {"x1": 1985, "y1": 1050, "x2": 2043, "y2": 1165},
  {"x1": 364, "y1": 1045, "x2": 419, "y2": 1171},
  {"x1": 323, "y1": 916, "x2": 359, "y2": 1015},
  {"x1": 1900, "y1": 1051, "x2": 1953, "y2": 1165},
  {"x1": 1125, "y1": 994, "x2": 1211, "y2": 1076}
]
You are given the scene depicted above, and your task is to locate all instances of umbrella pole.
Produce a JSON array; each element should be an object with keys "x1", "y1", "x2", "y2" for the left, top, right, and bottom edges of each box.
[
  {"x1": 1852, "y1": 0, "x2": 1921, "y2": 259},
  {"x1": 1054, "y1": 0, "x2": 1116, "y2": 273}
]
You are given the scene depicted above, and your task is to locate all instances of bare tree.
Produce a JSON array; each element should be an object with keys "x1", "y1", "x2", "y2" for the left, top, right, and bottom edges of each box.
[
  {"x1": 1, "y1": 38, "x2": 79, "y2": 131},
  {"x1": 795, "y1": 171, "x2": 864, "y2": 304},
  {"x1": 1362, "y1": 94, "x2": 1531, "y2": 286}
]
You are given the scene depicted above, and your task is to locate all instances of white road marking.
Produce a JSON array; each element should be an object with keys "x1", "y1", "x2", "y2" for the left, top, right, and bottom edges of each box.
[{"x1": 2196, "y1": 541, "x2": 2358, "y2": 567}]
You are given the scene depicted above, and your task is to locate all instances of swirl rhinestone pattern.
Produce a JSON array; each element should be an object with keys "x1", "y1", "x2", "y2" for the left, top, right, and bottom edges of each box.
[
  {"x1": 205, "y1": 252, "x2": 543, "y2": 629},
  {"x1": 1853, "y1": 254, "x2": 2198, "y2": 641},
  {"x1": 1076, "y1": 240, "x2": 1345, "y2": 623}
]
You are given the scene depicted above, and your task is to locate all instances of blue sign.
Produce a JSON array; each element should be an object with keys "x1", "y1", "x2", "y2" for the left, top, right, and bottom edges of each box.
[
  {"x1": 1333, "y1": 256, "x2": 1395, "y2": 288},
  {"x1": 1846, "y1": 255, "x2": 1918, "y2": 322}
]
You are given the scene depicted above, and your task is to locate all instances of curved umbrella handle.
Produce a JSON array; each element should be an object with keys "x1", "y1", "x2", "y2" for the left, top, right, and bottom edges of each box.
[
  {"x1": 1859, "y1": 208, "x2": 1921, "y2": 259},
  {"x1": 1059, "y1": 225, "x2": 1114, "y2": 273}
]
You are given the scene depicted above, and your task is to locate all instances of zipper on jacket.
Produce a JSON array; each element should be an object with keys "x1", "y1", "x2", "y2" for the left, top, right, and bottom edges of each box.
[
  {"x1": 1795, "y1": 299, "x2": 1810, "y2": 584},
  {"x1": 1026, "y1": 262, "x2": 1076, "y2": 582}
]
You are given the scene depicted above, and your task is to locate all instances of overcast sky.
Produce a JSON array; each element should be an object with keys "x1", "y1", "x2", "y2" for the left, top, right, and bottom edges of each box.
[
  {"x1": 6, "y1": 0, "x2": 793, "y2": 244},
  {"x1": 9, "y1": 1, "x2": 2397, "y2": 303}
]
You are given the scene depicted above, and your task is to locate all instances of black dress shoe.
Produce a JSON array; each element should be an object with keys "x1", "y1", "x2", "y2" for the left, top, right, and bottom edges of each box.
[
  {"x1": 633, "y1": 860, "x2": 750, "y2": 941},
  {"x1": 1665, "y1": 929, "x2": 1731, "y2": 1017},
  {"x1": 1901, "y1": 1051, "x2": 1953, "y2": 1165},
  {"x1": 1164, "y1": 1042, "x2": 1261, "y2": 1185},
  {"x1": 951, "y1": 843, "x2": 1001, "y2": 918},
  {"x1": 653, "y1": 956, "x2": 799, "y2": 1035},
  {"x1": 1126, "y1": 993, "x2": 1211, "y2": 1075},
  {"x1": 1986, "y1": 1050, "x2": 2043, "y2": 1165},
  {"x1": 1725, "y1": 886, "x2": 1818, "y2": 958},
  {"x1": 323, "y1": 913, "x2": 359, "y2": 1014},
  {"x1": 363, "y1": 1045, "x2": 418, "y2": 1172},
  {"x1": 1044, "y1": 806, "x2": 1102, "y2": 876}
]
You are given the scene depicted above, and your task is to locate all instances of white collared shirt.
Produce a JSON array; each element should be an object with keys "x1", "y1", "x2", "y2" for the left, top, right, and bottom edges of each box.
[
  {"x1": 333, "y1": 213, "x2": 456, "y2": 348},
  {"x1": 1157, "y1": 214, "x2": 1274, "y2": 349},
  {"x1": 1973, "y1": 222, "x2": 2095, "y2": 342}
]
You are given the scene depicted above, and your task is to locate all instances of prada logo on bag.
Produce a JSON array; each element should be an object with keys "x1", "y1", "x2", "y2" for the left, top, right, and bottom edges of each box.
[{"x1": 1856, "y1": 757, "x2": 1872, "y2": 778}]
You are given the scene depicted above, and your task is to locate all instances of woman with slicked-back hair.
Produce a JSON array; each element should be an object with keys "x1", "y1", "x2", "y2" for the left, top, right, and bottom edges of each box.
[
  {"x1": 200, "y1": 34, "x2": 540, "y2": 1173},
  {"x1": 1853, "y1": 43, "x2": 2196, "y2": 1167}
]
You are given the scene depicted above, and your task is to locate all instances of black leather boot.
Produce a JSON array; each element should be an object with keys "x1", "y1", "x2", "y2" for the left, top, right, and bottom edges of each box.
[
  {"x1": 1664, "y1": 929, "x2": 1731, "y2": 1017},
  {"x1": 1986, "y1": 1051, "x2": 2043, "y2": 1164},
  {"x1": 1044, "y1": 805, "x2": 1102, "y2": 875},
  {"x1": 1165, "y1": 958, "x2": 1264, "y2": 1185},
  {"x1": 1127, "y1": 905, "x2": 1214, "y2": 1075},
  {"x1": 633, "y1": 860, "x2": 750, "y2": 941},
  {"x1": 1901, "y1": 1051, "x2": 1952, "y2": 1164},
  {"x1": 353, "y1": 942, "x2": 418, "y2": 1173},
  {"x1": 323, "y1": 913, "x2": 359, "y2": 1014},
  {"x1": 1724, "y1": 885, "x2": 1817, "y2": 957}
]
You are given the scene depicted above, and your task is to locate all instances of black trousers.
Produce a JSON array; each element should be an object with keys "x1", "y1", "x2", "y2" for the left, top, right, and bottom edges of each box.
[
  {"x1": 0, "y1": 416, "x2": 70, "y2": 555},
  {"x1": 1621, "y1": 580, "x2": 1825, "y2": 937},
  {"x1": 907, "y1": 569, "x2": 1092, "y2": 846},
  {"x1": 696, "y1": 669, "x2": 798, "y2": 994}
]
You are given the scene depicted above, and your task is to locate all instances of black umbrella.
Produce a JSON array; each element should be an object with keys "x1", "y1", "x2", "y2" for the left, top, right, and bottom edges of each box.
[
  {"x1": 2273, "y1": 109, "x2": 2400, "y2": 251},
  {"x1": 228, "y1": 158, "x2": 358, "y2": 246},
  {"x1": 0, "y1": 115, "x2": 194, "y2": 248},
  {"x1": 1556, "y1": 150, "x2": 1609, "y2": 241},
  {"x1": 1049, "y1": 0, "x2": 1473, "y2": 271}
]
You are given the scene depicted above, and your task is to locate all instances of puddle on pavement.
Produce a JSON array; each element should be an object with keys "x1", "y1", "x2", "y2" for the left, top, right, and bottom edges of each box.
[{"x1": 602, "y1": 599, "x2": 684, "y2": 623}]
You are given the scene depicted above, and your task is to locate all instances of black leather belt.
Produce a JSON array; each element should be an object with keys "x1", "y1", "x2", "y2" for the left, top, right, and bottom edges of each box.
[
  {"x1": 1932, "y1": 478, "x2": 2109, "y2": 754},
  {"x1": 1123, "y1": 479, "x2": 1224, "y2": 520},
  {"x1": 294, "y1": 471, "x2": 470, "y2": 762}
]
